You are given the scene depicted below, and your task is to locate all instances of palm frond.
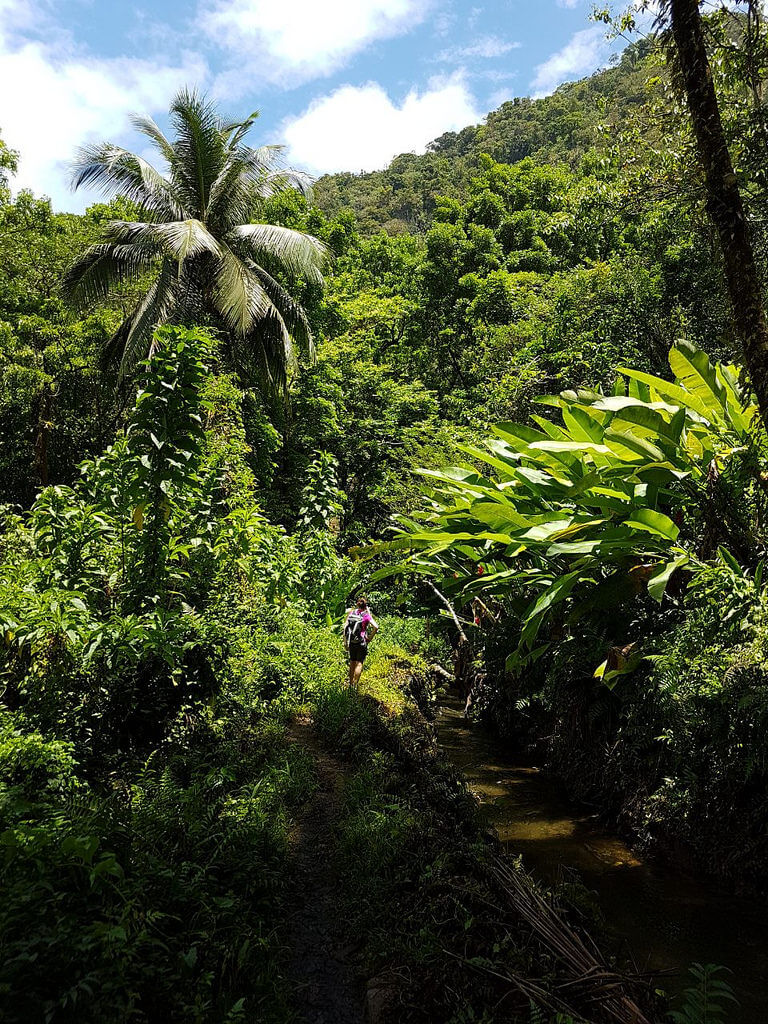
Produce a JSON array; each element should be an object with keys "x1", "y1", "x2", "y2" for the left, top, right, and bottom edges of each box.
[
  {"x1": 130, "y1": 114, "x2": 176, "y2": 165},
  {"x1": 169, "y1": 88, "x2": 227, "y2": 218},
  {"x1": 239, "y1": 305, "x2": 295, "y2": 395},
  {"x1": 256, "y1": 166, "x2": 314, "y2": 200},
  {"x1": 210, "y1": 243, "x2": 272, "y2": 337},
  {"x1": 70, "y1": 143, "x2": 183, "y2": 219},
  {"x1": 109, "y1": 258, "x2": 179, "y2": 376},
  {"x1": 61, "y1": 242, "x2": 159, "y2": 307},
  {"x1": 207, "y1": 145, "x2": 286, "y2": 230},
  {"x1": 222, "y1": 110, "x2": 260, "y2": 149},
  {"x1": 228, "y1": 141, "x2": 313, "y2": 200},
  {"x1": 100, "y1": 219, "x2": 221, "y2": 262},
  {"x1": 152, "y1": 219, "x2": 222, "y2": 261},
  {"x1": 249, "y1": 263, "x2": 315, "y2": 360},
  {"x1": 232, "y1": 223, "x2": 329, "y2": 283},
  {"x1": 206, "y1": 157, "x2": 260, "y2": 233}
]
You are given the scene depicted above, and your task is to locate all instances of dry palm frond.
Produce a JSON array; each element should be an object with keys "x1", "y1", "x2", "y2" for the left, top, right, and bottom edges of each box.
[{"x1": 487, "y1": 856, "x2": 654, "y2": 1024}]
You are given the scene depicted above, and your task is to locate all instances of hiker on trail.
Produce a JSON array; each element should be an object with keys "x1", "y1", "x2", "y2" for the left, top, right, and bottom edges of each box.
[{"x1": 343, "y1": 596, "x2": 378, "y2": 687}]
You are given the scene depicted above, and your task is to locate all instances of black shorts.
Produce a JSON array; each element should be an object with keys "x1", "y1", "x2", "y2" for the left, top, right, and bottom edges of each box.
[{"x1": 348, "y1": 642, "x2": 368, "y2": 663}]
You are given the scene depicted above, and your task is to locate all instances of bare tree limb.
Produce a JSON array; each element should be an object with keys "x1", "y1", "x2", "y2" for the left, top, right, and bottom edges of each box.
[{"x1": 423, "y1": 579, "x2": 468, "y2": 644}]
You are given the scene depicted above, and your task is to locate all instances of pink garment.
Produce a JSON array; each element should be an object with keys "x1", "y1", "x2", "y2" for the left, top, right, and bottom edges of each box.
[{"x1": 359, "y1": 610, "x2": 372, "y2": 641}]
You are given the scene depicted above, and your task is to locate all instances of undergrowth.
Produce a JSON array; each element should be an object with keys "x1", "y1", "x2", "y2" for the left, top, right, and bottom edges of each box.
[{"x1": 311, "y1": 631, "x2": 660, "y2": 1024}]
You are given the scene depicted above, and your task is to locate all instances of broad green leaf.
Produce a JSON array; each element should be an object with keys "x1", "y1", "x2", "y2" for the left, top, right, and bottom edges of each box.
[
  {"x1": 604, "y1": 426, "x2": 666, "y2": 464},
  {"x1": 520, "y1": 571, "x2": 581, "y2": 646},
  {"x1": 715, "y1": 363, "x2": 751, "y2": 434},
  {"x1": 617, "y1": 366, "x2": 712, "y2": 421},
  {"x1": 717, "y1": 545, "x2": 745, "y2": 575},
  {"x1": 612, "y1": 404, "x2": 685, "y2": 446},
  {"x1": 530, "y1": 415, "x2": 569, "y2": 440},
  {"x1": 648, "y1": 553, "x2": 689, "y2": 601},
  {"x1": 529, "y1": 440, "x2": 611, "y2": 455},
  {"x1": 668, "y1": 340, "x2": 728, "y2": 420},
  {"x1": 456, "y1": 443, "x2": 519, "y2": 478},
  {"x1": 519, "y1": 518, "x2": 585, "y2": 542},
  {"x1": 562, "y1": 405, "x2": 604, "y2": 442},
  {"x1": 546, "y1": 538, "x2": 639, "y2": 555},
  {"x1": 592, "y1": 395, "x2": 675, "y2": 414},
  {"x1": 467, "y1": 502, "x2": 540, "y2": 531},
  {"x1": 624, "y1": 508, "x2": 679, "y2": 540},
  {"x1": 492, "y1": 422, "x2": 549, "y2": 448}
]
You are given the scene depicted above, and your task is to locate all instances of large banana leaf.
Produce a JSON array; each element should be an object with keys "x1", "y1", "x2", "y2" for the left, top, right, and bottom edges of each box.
[
  {"x1": 367, "y1": 342, "x2": 763, "y2": 682},
  {"x1": 668, "y1": 340, "x2": 728, "y2": 421}
]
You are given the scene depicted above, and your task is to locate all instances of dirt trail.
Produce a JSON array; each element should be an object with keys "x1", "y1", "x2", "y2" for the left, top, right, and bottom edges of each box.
[{"x1": 285, "y1": 717, "x2": 366, "y2": 1024}]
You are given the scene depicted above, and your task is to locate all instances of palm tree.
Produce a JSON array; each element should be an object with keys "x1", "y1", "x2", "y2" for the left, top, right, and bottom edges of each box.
[{"x1": 63, "y1": 89, "x2": 330, "y2": 390}]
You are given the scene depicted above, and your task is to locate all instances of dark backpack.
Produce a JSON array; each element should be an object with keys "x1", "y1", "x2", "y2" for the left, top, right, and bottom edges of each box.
[{"x1": 345, "y1": 610, "x2": 368, "y2": 646}]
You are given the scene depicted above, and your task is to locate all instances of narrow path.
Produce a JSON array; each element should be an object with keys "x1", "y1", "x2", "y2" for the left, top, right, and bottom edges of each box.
[{"x1": 284, "y1": 717, "x2": 366, "y2": 1024}]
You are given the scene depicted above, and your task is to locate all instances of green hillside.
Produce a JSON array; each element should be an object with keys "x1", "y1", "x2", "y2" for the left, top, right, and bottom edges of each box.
[{"x1": 314, "y1": 38, "x2": 660, "y2": 233}]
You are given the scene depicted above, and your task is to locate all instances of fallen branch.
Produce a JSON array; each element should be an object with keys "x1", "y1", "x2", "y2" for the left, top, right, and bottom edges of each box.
[
  {"x1": 429, "y1": 663, "x2": 454, "y2": 682},
  {"x1": 423, "y1": 580, "x2": 468, "y2": 644},
  {"x1": 441, "y1": 948, "x2": 582, "y2": 1020},
  {"x1": 422, "y1": 580, "x2": 475, "y2": 707},
  {"x1": 472, "y1": 596, "x2": 498, "y2": 623}
]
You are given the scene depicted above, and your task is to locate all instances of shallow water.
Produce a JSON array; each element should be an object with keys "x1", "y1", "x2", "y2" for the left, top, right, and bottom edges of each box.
[{"x1": 436, "y1": 697, "x2": 768, "y2": 1021}]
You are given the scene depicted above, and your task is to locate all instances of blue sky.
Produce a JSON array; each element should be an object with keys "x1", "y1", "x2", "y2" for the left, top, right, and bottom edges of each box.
[{"x1": 0, "y1": 0, "x2": 624, "y2": 212}]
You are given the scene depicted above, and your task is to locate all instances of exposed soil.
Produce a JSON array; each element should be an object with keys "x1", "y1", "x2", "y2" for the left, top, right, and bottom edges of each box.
[{"x1": 284, "y1": 717, "x2": 366, "y2": 1024}]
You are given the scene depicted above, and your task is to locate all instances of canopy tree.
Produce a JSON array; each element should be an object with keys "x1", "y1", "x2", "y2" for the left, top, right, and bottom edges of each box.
[
  {"x1": 0, "y1": 131, "x2": 18, "y2": 191},
  {"x1": 63, "y1": 90, "x2": 330, "y2": 391}
]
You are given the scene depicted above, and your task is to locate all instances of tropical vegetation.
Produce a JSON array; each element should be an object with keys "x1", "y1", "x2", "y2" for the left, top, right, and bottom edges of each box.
[
  {"x1": 2, "y1": 6, "x2": 768, "y2": 1021},
  {"x1": 64, "y1": 90, "x2": 329, "y2": 390}
]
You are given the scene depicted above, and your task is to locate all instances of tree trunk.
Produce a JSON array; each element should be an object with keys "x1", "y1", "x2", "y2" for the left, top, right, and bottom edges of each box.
[{"x1": 670, "y1": 0, "x2": 768, "y2": 426}]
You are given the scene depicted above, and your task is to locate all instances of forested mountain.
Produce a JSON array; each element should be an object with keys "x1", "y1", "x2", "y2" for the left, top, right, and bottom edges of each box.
[
  {"x1": 2, "y1": 8, "x2": 768, "y2": 1023},
  {"x1": 314, "y1": 39, "x2": 658, "y2": 233}
]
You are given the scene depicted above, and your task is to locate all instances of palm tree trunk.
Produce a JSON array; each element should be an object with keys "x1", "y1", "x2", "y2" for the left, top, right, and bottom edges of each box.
[{"x1": 670, "y1": 0, "x2": 768, "y2": 426}]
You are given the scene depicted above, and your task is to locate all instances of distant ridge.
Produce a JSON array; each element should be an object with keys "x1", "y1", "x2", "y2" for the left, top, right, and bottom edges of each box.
[{"x1": 313, "y1": 38, "x2": 658, "y2": 234}]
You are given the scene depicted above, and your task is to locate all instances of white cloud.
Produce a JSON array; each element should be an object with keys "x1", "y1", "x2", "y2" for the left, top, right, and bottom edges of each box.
[
  {"x1": 488, "y1": 86, "x2": 515, "y2": 109},
  {"x1": 436, "y1": 36, "x2": 521, "y2": 61},
  {"x1": 432, "y1": 7, "x2": 456, "y2": 36},
  {"x1": 0, "y1": 0, "x2": 37, "y2": 32},
  {"x1": 530, "y1": 26, "x2": 609, "y2": 97},
  {"x1": 281, "y1": 74, "x2": 480, "y2": 175},
  {"x1": 0, "y1": 16, "x2": 206, "y2": 211},
  {"x1": 201, "y1": 0, "x2": 430, "y2": 83},
  {"x1": 481, "y1": 69, "x2": 520, "y2": 82}
]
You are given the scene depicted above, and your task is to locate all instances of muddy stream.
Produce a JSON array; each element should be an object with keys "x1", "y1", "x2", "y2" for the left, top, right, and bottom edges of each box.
[{"x1": 436, "y1": 696, "x2": 768, "y2": 1021}]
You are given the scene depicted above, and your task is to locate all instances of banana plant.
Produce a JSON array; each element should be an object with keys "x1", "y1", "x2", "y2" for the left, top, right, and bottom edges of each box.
[{"x1": 365, "y1": 341, "x2": 767, "y2": 676}]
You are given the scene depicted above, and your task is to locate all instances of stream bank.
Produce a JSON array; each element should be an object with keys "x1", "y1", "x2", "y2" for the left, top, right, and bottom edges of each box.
[
  {"x1": 298, "y1": 637, "x2": 660, "y2": 1024},
  {"x1": 436, "y1": 694, "x2": 768, "y2": 1022}
]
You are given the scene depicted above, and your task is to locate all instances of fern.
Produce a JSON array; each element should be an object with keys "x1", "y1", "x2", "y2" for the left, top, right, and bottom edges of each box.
[
  {"x1": 668, "y1": 963, "x2": 738, "y2": 1024},
  {"x1": 528, "y1": 1002, "x2": 547, "y2": 1024}
]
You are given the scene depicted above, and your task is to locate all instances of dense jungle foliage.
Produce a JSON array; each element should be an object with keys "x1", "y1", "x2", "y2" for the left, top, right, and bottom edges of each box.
[{"x1": 1, "y1": 6, "x2": 768, "y2": 1021}]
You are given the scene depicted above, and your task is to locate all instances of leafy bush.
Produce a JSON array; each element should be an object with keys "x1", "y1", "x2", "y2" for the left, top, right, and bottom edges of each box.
[
  {"x1": 377, "y1": 341, "x2": 765, "y2": 677},
  {"x1": 0, "y1": 709, "x2": 312, "y2": 1022},
  {"x1": 668, "y1": 963, "x2": 737, "y2": 1024},
  {"x1": 0, "y1": 324, "x2": 354, "y2": 1020}
]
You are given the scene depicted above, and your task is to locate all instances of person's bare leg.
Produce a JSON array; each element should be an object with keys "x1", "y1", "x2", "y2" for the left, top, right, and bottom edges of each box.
[
  {"x1": 347, "y1": 658, "x2": 356, "y2": 686},
  {"x1": 352, "y1": 660, "x2": 364, "y2": 686}
]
